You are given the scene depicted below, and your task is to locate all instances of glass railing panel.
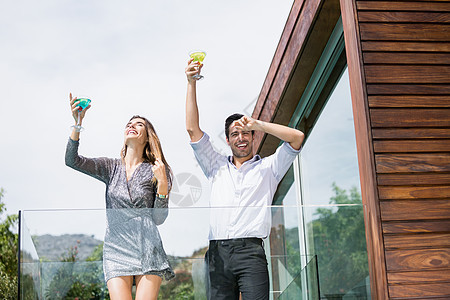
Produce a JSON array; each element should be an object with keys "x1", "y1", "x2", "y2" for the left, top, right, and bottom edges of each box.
[
  {"x1": 19, "y1": 214, "x2": 41, "y2": 299},
  {"x1": 40, "y1": 261, "x2": 106, "y2": 299},
  {"x1": 19, "y1": 205, "x2": 368, "y2": 299},
  {"x1": 303, "y1": 204, "x2": 370, "y2": 299},
  {"x1": 277, "y1": 255, "x2": 319, "y2": 300}
]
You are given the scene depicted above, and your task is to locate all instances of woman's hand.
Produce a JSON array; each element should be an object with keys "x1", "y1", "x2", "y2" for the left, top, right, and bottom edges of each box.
[
  {"x1": 185, "y1": 58, "x2": 203, "y2": 83},
  {"x1": 69, "y1": 93, "x2": 91, "y2": 125},
  {"x1": 152, "y1": 159, "x2": 168, "y2": 195}
]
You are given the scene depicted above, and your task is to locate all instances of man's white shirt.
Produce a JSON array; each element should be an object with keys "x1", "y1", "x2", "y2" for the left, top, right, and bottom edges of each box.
[{"x1": 190, "y1": 132, "x2": 300, "y2": 240}]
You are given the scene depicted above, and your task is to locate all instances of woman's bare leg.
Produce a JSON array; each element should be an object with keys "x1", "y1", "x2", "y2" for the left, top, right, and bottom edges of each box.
[
  {"x1": 135, "y1": 274, "x2": 163, "y2": 300},
  {"x1": 107, "y1": 276, "x2": 133, "y2": 300}
]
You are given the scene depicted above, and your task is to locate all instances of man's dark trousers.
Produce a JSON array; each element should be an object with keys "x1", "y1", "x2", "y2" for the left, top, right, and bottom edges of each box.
[{"x1": 206, "y1": 238, "x2": 269, "y2": 300}]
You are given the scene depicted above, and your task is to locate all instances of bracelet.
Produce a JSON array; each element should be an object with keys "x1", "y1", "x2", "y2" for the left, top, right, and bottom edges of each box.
[{"x1": 156, "y1": 193, "x2": 168, "y2": 199}]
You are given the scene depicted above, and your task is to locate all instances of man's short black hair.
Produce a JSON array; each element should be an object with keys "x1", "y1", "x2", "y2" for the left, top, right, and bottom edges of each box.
[{"x1": 225, "y1": 113, "x2": 244, "y2": 139}]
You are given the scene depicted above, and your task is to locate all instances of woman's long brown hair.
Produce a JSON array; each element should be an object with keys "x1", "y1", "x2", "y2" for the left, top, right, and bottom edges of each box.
[{"x1": 121, "y1": 115, "x2": 173, "y2": 190}]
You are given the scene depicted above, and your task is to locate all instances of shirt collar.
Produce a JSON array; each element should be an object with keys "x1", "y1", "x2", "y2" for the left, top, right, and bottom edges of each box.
[{"x1": 227, "y1": 154, "x2": 261, "y2": 168}]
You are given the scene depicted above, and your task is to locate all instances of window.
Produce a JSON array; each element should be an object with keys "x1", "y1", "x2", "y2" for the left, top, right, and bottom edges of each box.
[{"x1": 271, "y1": 18, "x2": 371, "y2": 299}]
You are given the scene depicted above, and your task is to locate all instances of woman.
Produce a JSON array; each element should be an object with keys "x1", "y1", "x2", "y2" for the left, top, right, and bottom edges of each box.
[{"x1": 65, "y1": 93, "x2": 174, "y2": 299}]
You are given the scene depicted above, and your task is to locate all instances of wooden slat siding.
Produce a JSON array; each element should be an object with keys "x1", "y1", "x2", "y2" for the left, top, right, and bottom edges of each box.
[
  {"x1": 367, "y1": 84, "x2": 450, "y2": 94},
  {"x1": 365, "y1": 65, "x2": 450, "y2": 83},
  {"x1": 369, "y1": 96, "x2": 450, "y2": 108},
  {"x1": 373, "y1": 128, "x2": 450, "y2": 139},
  {"x1": 359, "y1": 11, "x2": 450, "y2": 23},
  {"x1": 357, "y1": 1, "x2": 450, "y2": 12},
  {"x1": 384, "y1": 233, "x2": 450, "y2": 249},
  {"x1": 383, "y1": 220, "x2": 450, "y2": 234},
  {"x1": 380, "y1": 200, "x2": 450, "y2": 221},
  {"x1": 364, "y1": 52, "x2": 450, "y2": 64},
  {"x1": 389, "y1": 283, "x2": 450, "y2": 299},
  {"x1": 373, "y1": 140, "x2": 450, "y2": 153},
  {"x1": 375, "y1": 153, "x2": 450, "y2": 173},
  {"x1": 385, "y1": 248, "x2": 450, "y2": 271},
  {"x1": 391, "y1": 298, "x2": 450, "y2": 300},
  {"x1": 388, "y1": 269, "x2": 450, "y2": 283},
  {"x1": 379, "y1": 186, "x2": 450, "y2": 200},
  {"x1": 362, "y1": 41, "x2": 450, "y2": 52},
  {"x1": 341, "y1": 0, "x2": 389, "y2": 298},
  {"x1": 345, "y1": 0, "x2": 450, "y2": 297},
  {"x1": 390, "y1": 298, "x2": 450, "y2": 300},
  {"x1": 360, "y1": 23, "x2": 450, "y2": 41},
  {"x1": 377, "y1": 173, "x2": 450, "y2": 186},
  {"x1": 254, "y1": 0, "x2": 450, "y2": 297},
  {"x1": 370, "y1": 109, "x2": 450, "y2": 127}
]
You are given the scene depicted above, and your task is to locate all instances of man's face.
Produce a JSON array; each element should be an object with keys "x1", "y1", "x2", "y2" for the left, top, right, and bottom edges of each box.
[{"x1": 226, "y1": 126, "x2": 253, "y2": 159}]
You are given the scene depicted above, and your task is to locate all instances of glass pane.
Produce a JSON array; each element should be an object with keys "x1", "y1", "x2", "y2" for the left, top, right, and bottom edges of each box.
[
  {"x1": 20, "y1": 206, "x2": 331, "y2": 299},
  {"x1": 300, "y1": 68, "x2": 360, "y2": 206},
  {"x1": 299, "y1": 68, "x2": 370, "y2": 298},
  {"x1": 277, "y1": 255, "x2": 319, "y2": 300}
]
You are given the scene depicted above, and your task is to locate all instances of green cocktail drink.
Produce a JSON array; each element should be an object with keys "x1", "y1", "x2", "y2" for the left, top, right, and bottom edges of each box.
[
  {"x1": 190, "y1": 51, "x2": 206, "y2": 63},
  {"x1": 76, "y1": 98, "x2": 91, "y2": 111},
  {"x1": 189, "y1": 50, "x2": 206, "y2": 80},
  {"x1": 72, "y1": 97, "x2": 92, "y2": 132}
]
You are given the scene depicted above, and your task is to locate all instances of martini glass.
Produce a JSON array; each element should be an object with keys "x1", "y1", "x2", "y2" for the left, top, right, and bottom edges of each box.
[
  {"x1": 71, "y1": 98, "x2": 91, "y2": 132},
  {"x1": 189, "y1": 50, "x2": 206, "y2": 80}
]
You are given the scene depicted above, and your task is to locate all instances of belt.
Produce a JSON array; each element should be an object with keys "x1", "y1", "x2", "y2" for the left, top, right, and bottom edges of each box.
[{"x1": 210, "y1": 237, "x2": 263, "y2": 247}]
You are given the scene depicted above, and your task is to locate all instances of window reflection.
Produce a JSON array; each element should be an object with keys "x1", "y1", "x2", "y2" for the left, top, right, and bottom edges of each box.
[
  {"x1": 298, "y1": 67, "x2": 370, "y2": 299},
  {"x1": 300, "y1": 68, "x2": 361, "y2": 207}
]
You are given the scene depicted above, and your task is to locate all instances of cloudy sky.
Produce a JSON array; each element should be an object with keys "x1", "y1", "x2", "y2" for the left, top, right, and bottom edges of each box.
[
  {"x1": 0, "y1": 0, "x2": 294, "y2": 211},
  {"x1": 0, "y1": 1, "x2": 298, "y2": 253}
]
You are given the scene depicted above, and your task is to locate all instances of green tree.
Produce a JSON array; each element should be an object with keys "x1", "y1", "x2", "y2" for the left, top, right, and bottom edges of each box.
[
  {"x1": 0, "y1": 188, "x2": 19, "y2": 299},
  {"x1": 311, "y1": 183, "x2": 368, "y2": 297},
  {"x1": 45, "y1": 241, "x2": 110, "y2": 299}
]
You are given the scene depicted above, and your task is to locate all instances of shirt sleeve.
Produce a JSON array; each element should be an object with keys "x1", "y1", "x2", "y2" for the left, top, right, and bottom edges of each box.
[
  {"x1": 268, "y1": 142, "x2": 301, "y2": 182},
  {"x1": 65, "y1": 138, "x2": 114, "y2": 184},
  {"x1": 190, "y1": 132, "x2": 227, "y2": 179}
]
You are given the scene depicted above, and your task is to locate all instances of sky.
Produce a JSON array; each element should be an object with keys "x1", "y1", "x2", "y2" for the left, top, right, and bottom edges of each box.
[
  {"x1": 0, "y1": 0, "x2": 294, "y2": 211},
  {"x1": 0, "y1": 1, "x2": 364, "y2": 259},
  {"x1": 0, "y1": 0, "x2": 296, "y2": 255}
]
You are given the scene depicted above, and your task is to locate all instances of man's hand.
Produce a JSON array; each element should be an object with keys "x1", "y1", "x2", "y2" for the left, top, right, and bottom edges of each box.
[
  {"x1": 185, "y1": 58, "x2": 203, "y2": 83},
  {"x1": 231, "y1": 116, "x2": 262, "y2": 132},
  {"x1": 233, "y1": 115, "x2": 304, "y2": 150}
]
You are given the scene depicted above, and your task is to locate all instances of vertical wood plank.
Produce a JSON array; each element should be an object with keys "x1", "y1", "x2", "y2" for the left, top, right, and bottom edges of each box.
[{"x1": 340, "y1": 0, "x2": 389, "y2": 298}]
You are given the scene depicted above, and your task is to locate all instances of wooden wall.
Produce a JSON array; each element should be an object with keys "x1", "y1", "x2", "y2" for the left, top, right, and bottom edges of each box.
[{"x1": 342, "y1": 0, "x2": 450, "y2": 298}]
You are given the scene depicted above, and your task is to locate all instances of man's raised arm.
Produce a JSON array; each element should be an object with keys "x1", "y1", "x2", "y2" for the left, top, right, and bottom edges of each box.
[{"x1": 185, "y1": 59, "x2": 204, "y2": 142}]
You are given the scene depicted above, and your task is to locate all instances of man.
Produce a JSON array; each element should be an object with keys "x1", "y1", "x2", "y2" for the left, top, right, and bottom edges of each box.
[{"x1": 185, "y1": 58, "x2": 304, "y2": 299}]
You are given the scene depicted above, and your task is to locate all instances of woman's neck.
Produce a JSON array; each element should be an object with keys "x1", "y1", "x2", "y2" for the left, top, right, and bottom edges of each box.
[{"x1": 124, "y1": 144, "x2": 145, "y2": 168}]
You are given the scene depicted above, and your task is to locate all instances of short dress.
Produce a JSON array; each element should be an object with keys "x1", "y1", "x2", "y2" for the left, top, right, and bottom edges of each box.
[{"x1": 65, "y1": 138, "x2": 175, "y2": 282}]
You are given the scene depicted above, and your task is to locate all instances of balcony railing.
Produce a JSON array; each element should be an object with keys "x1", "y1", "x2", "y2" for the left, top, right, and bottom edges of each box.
[{"x1": 19, "y1": 205, "x2": 370, "y2": 299}]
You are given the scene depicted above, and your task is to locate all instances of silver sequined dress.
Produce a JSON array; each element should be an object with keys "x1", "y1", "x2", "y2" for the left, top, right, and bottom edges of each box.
[{"x1": 65, "y1": 138, "x2": 174, "y2": 282}]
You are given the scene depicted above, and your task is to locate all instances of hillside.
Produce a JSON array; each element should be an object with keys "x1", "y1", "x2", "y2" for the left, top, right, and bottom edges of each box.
[{"x1": 32, "y1": 234, "x2": 103, "y2": 261}]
